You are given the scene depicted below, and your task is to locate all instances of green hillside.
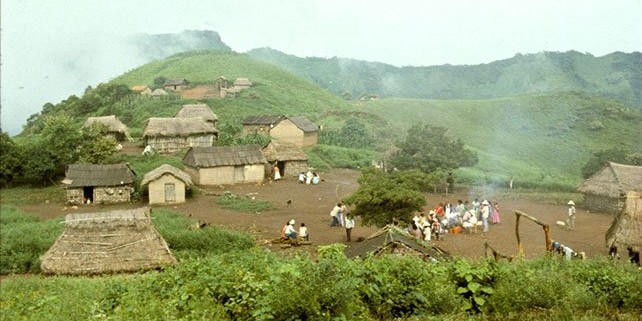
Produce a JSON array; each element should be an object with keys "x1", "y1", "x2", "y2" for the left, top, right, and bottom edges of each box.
[{"x1": 248, "y1": 48, "x2": 642, "y2": 107}]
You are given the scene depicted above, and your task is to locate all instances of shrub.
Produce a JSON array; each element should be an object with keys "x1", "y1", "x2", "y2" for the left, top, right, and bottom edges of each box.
[{"x1": 216, "y1": 191, "x2": 272, "y2": 213}]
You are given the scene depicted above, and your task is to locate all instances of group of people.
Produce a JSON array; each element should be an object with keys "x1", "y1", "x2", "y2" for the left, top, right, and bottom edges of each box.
[
  {"x1": 298, "y1": 170, "x2": 320, "y2": 185},
  {"x1": 407, "y1": 198, "x2": 501, "y2": 241},
  {"x1": 281, "y1": 219, "x2": 309, "y2": 241},
  {"x1": 551, "y1": 241, "x2": 585, "y2": 260},
  {"x1": 330, "y1": 202, "x2": 356, "y2": 241}
]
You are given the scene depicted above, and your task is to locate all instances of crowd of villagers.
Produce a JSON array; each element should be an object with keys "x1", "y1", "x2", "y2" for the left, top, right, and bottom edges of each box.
[{"x1": 407, "y1": 199, "x2": 501, "y2": 241}]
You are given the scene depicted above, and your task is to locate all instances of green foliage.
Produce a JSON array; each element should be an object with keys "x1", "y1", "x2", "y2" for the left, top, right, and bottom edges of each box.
[
  {"x1": 151, "y1": 208, "x2": 256, "y2": 259},
  {"x1": 581, "y1": 147, "x2": 642, "y2": 178},
  {"x1": 450, "y1": 259, "x2": 496, "y2": 313},
  {"x1": 216, "y1": 191, "x2": 273, "y2": 213},
  {"x1": 76, "y1": 124, "x2": 118, "y2": 164},
  {"x1": 319, "y1": 117, "x2": 375, "y2": 149},
  {"x1": 343, "y1": 168, "x2": 428, "y2": 227},
  {"x1": 306, "y1": 144, "x2": 378, "y2": 171},
  {"x1": 0, "y1": 206, "x2": 63, "y2": 274},
  {"x1": 0, "y1": 132, "x2": 22, "y2": 187},
  {"x1": 391, "y1": 123, "x2": 478, "y2": 173}
]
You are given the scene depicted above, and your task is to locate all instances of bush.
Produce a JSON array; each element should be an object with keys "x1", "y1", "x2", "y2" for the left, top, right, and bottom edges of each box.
[{"x1": 216, "y1": 191, "x2": 272, "y2": 213}]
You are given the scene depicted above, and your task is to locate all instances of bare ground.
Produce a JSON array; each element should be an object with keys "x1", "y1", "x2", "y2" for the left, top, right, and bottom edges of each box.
[{"x1": 21, "y1": 169, "x2": 614, "y2": 260}]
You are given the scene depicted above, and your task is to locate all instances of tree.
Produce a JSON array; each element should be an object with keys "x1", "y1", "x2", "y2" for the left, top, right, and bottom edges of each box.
[
  {"x1": 0, "y1": 132, "x2": 23, "y2": 187},
  {"x1": 343, "y1": 168, "x2": 430, "y2": 227},
  {"x1": 77, "y1": 125, "x2": 118, "y2": 164},
  {"x1": 153, "y1": 76, "x2": 168, "y2": 88},
  {"x1": 390, "y1": 123, "x2": 478, "y2": 173},
  {"x1": 581, "y1": 148, "x2": 642, "y2": 178}
]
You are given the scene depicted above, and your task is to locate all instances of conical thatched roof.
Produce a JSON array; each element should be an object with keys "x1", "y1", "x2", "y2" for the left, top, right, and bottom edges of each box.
[
  {"x1": 605, "y1": 191, "x2": 642, "y2": 253},
  {"x1": 262, "y1": 141, "x2": 308, "y2": 162},
  {"x1": 344, "y1": 224, "x2": 450, "y2": 260},
  {"x1": 143, "y1": 117, "x2": 218, "y2": 137},
  {"x1": 175, "y1": 104, "x2": 218, "y2": 122},
  {"x1": 141, "y1": 164, "x2": 193, "y2": 187},
  {"x1": 41, "y1": 207, "x2": 176, "y2": 275},
  {"x1": 83, "y1": 115, "x2": 129, "y2": 134},
  {"x1": 578, "y1": 162, "x2": 642, "y2": 198}
]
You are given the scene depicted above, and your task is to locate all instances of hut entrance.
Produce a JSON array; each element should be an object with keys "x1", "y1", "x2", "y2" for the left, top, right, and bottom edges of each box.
[
  {"x1": 83, "y1": 186, "x2": 94, "y2": 203},
  {"x1": 276, "y1": 161, "x2": 286, "y2": 177},
  {"x1": 164, "y1": 183, "x2": 176, "y2": 202}
]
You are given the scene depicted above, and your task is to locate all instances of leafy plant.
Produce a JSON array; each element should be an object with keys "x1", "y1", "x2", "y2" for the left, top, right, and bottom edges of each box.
[
  {"x1": 216, "y1": 191, "x2": 272, "y2": 213},
  {"x1": 451, "y1": 259, "x2": 496, "y2": 313}
]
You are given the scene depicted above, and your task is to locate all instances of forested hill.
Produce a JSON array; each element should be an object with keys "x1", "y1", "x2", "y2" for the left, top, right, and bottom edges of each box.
[{"x1": 247, "y1": 48, "x2": 642, "y2": 107}]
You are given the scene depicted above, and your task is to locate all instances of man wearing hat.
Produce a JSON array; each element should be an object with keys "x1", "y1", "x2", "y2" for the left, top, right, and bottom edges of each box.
[
  {"x1": 285, "y1": 219, "x2": 299, "y2": 240},
  {"x1": 481, "y1": 200, "x2": 490, "y2": 233},
  {"x1": 566, "y1": 201, "x2": 576, "y2": 230}
]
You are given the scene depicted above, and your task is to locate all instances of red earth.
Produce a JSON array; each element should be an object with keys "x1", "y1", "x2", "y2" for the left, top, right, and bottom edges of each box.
[{"x1": 22, "y1": 169, "x2": 614, "y2": 260}]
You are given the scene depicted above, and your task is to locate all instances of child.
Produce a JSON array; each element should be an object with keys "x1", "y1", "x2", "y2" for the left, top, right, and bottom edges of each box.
[
  {"x1": 345, "y1": 215, "x2": 355, "y2": 242},
  {"x1": 299, "y1": 223, "x2": 309, "y2": 241}
]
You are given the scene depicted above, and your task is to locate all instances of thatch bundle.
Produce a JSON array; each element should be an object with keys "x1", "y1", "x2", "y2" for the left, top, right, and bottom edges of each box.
[
  {"x1": 83, "y1": 115, "x2": 130, "y2": 141},
  {"x1": 143, "y1": 117, "x2": 217, "y2": 138},
  {"x1": 605, "y1": 191, "x2": 642, "y2": 253},
  {"x1": 41, "y1": 207, "x2": 176, "y2": 275},
  {"x1": 578, "y1": 162, "x2": 642, "y2": 198},
  {"x1": 175, "y1": 104, "x2": 218, "y2": 123}
]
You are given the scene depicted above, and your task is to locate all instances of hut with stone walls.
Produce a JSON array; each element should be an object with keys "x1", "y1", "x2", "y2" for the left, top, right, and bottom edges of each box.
[
  {"x1": 605, "y1": 191, "x2": 642, "y2": 254},
  {"x1": 163, "y1": 78, "x2": 189, "y2": 91},
  {"x1": 182, "y1": 145, "x2": 266, "y2": 185},
  {"x1": 83, "y1": 115, "x2": 131, "y2": 141},
  {"x1": 141, "y1": 164, "x2": 193, "y2": 205},
  {"x1": 242, "y1": 115, "x2": 319, "y2": 148},
  {"x1": 344, "y1": 225, "x2": 450, "y2": 261},
  {"x1": 578, "y1": 162, "x2": 642, "y2": 214},
  {"x1": 262, "y1": 140, "x2": 308, "y2": 178},
  {"x1": 40, "y1": 207, "x2": 176, "y2": 275},
  {"x1": 62, "y1": 163, "x2": 136, "y2": 205},
  {"x1": 143, "y1": 117, "x2": 218, "y2": 154},
  {"x1": 175, "y1": 103, "x2": 218, "y2": 127}
]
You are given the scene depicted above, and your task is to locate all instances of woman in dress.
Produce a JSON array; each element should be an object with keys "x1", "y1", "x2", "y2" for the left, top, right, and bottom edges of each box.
[{"x1": 491, "y1": 201, "x2": 501, "y2": 224}]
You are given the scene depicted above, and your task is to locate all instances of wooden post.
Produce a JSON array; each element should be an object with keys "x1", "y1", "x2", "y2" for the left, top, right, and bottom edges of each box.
[{"x1": 514, "y1": 210, "x2": 551, "y2": 258}]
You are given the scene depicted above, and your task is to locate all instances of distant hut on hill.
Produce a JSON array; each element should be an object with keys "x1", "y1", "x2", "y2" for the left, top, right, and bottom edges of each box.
[
  {"x1": 578, "y1": 162, "x2": 642, "y2": 214},
  {"x1": 62, "y1": 163, "x2": 136, "y2": 205},
  {"x1": 242, "y1": 115, "x2": 319, "y2": 148},
  {"x1": 143, "y1": 117, "x2": 218, "y2": 154},
  {"x1": 150, "y1": 88, "x2": 169, "y2": 98},
  {"x1": 233, "y1": 77, "x2": 253, "y2": 89},
  {"x1": 182, "y1": 145, "x2": 266, "y2": 185},
  {"x1": 605, "y1": 191, "x2": 642, "y2": 255},
  {"x1": 344, "y1": 225, "x2": 450, "y2": 261},
  {"x1": 131, "y1": 85, "x2": 152, "y2": 95},
  {"x1": 175, "y1": 104, "x2": 218, "y2": 126},
  {"x1": 163, "y1": 78, "x2": 189, "y2": 91},
  {"x1": 41, "y1": 207, "x2": 176, "y2": 275},
  {"x1": 141, "y1": 164, "x2": 193, "y2": 205},
  {"x1": 262, "y1": 141, "x2": 308, "y2": 178},
  {"x1": 83, "y1": 115, "x2": 131, "y2": 141}
]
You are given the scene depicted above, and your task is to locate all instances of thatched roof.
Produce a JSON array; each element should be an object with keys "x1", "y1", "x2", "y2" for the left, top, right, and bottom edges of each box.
[
  {"x1": 143, "y1": 117, "x2": 218, "y2": 138},
  {"x1": 164, "y1": 79, "x2": 188, "y2": 86},
  {"x1": 288, "y1": 116, "x2": 318, "y2": 133},
  {"x1": 183, "y1": 145, "x2": 267, "y2": 168},
  {"x1": 175, "y1": 104, "x2": 218, "y2": 122},
  {"x1": 141, "y1": 164, "x2": 193, "y2": 187},
  {"x1": 344, "y1": 225, "x2": 450, "y2": 260},
  {"x1": 151, "y1": 88, "x2": 169, "y2": 96},
  {"x1": 605, "y1": 191, "x2": 642, "y2": 253},
  {"x1": 63, "y1": 163, "x2": 136, "y2": 188},
  {"x1": 233, "y1": 78, "x2": 252, "y2": 87},
  {"x1": 83, "y1": 115, "x2": 129, "y2": 134},
  {"x1": 578, "y1": 162, "x2": 642, "y2": 198},
  {"x1": 242, "y1": 115, "x2": 284, "y2": 126},
  {"x1": 262, "y1": 141, "x2": 308, "y2": 162},
  {"x1": 131, "y1": 85, "x2": 150, "y2": 92},
  {"x1": 41, "y1": 207, "x2": 176, "y2": 275}
]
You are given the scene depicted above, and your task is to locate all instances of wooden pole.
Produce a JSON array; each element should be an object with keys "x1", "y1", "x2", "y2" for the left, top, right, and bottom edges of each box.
[
  {"x1": 515, "y1": 212, "x2": 523, "y2": 258},
  {"x1": 514, "y1": 210, "x2": 551, "y2": 258}
]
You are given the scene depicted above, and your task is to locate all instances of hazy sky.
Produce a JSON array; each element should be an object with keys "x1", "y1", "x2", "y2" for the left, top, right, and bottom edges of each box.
[{"x1": 1, "y1": 0, "x2": 640, "y2": 135}]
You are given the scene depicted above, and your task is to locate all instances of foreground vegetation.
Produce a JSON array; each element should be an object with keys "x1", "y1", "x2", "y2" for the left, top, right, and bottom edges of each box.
[{"x1": 1, "y1": 207, "x2": 641, "y2": 320}]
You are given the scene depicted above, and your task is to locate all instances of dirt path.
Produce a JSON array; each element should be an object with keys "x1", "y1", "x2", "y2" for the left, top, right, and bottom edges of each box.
[{"x1": 21, "y1": 169, "x2": 614, "y2": 259}]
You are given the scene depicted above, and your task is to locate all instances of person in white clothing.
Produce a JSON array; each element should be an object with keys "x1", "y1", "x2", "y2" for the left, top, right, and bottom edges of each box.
[
  {"x1": 299, "y1": 223, "x2": 309, "y2": 241},
  {"x1": 481, "y1": 200, "x2": 490, "y2": 233},
  {"x1": 566, "y1": 200, "x2": 576, "y2": 230},
  {"x1": 285, "y1": 219, "x2": 298, "y2": 240},
  {"x1": 345, "y1": 215, "x2": 355, "y2": 242}
]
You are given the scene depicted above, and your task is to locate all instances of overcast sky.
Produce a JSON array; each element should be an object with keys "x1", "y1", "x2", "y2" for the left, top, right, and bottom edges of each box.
[{"x1": 1, "y1": 0, "x2": 640, "y2": 135}]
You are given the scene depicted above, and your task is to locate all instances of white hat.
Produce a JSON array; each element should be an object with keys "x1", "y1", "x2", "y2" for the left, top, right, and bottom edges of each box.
[
  {"x1": 288, "y1": 219, "x2": 295, "y2": 225},
  {"x1": 567, "y1": 200, "x2": 575, "y2": 206},
  {"x1": 481, "y1": 200, "x2": 490, "y2": 205}
]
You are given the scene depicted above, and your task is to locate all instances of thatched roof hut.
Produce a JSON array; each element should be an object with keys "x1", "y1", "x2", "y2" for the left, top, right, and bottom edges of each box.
[
  {"x1": 605, "y1": 191, "x2": 642, "y2": 254},
  {"x1": 83, "y1": 115, "x2": 130, "y2": 141},
  {"x1": 150, "y1": 88, "x2": 169, "y2": 97},
  {"x1": 41, "y1": 207, "x2": 176, "y2": 275},
  {"x1": 578, "y1": 162, "x2": 642, "y2": 214},
  {"x1": 175, "y1": 104, "x2": 218, "y2": 124},
  {"x1": 144, "y1": 117, "x2": 217, "y2": 138},
  {"x1": 182, "y1": 145, "x2": 266, "y2": 185},
  {"x1": 141, "y1": 164, "x2": 193, "y2": 205},
  {"x1": 344, "y1": 225, "x2": 450, "y2": 261},
  {"x1": 262, "y1": 141, "x2": 308, "y2": 177},
  {"x1": 62, "y1": 163, "x2": 136, "y2": 205},
  {"x1": 141, "y1": 164, "x2": 193, "y2": 187},
  {"x1": 233, "y1": 78, "x2": 253, "y2": 88},
  {"x1": 288, "y1": 116, "x2": 319, "y2": 133}
]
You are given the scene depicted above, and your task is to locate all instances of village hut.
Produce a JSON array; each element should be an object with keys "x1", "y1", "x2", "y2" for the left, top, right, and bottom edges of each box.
[
  {"x1": 175, "y1": 103, "x2": 218, "y2": 126},
  {"x1": 182, "y1": 145, "x2": 267, "y2": 185},
  {"x1": 62, "y1": 163, "x2": 136, "y2": 205},
  {"x1": 262, "y1": 140, "x2": 308, "y2": 178},
  {"x1": 344, "y1": 224, "x2": 451, "y2": 261},
  {"x1": 150, "y1": 88, "x2": 169, "y2": 98},
  {"x1": 578, "y1": 162, "x2": 642, "y2": 214},
  {"x1": 141, "y1": 164, "x2": 193, "y2": 205},
  {"x1": 163, "y1": 78, "x2": 189, "y2": 91},
  {"x1": 131, "y1": 85, "x2": 152, "y2": 95},
  {"x1": 233, "y1": 77, "x2": 253, "y2": 89},
  {"x1": 143, "y1": 117, "x2": 218, "y2": 154},
  {"x1": 242, "y1": 115, "x2": 319, "y2": 148},
  {"x1": 83, "y1": 115, "x2": 131, "y2": 141},
  {"x1": 40, "y1": 207, "x2": 177, "y2": 275},
  {"x1": 605, "y1": 191, "x2": 642, "y2": 254}
]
